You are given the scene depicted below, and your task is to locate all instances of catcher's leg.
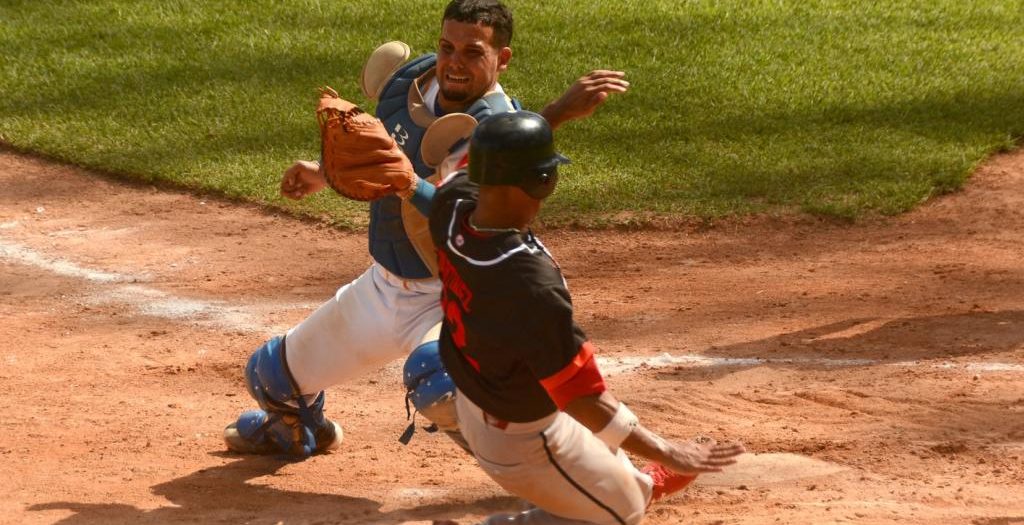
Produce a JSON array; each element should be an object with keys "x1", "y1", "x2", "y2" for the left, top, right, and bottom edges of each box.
[
  {"x1": 225, "y1": 265, "x2": 436, "y2": 457},
  {"x1": 223, "y1": 335, "x2": 342, "y2": 458}
]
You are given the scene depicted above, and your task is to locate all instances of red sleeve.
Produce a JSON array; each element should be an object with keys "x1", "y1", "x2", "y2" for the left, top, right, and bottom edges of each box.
[{"x1": 539, "y1": 341, "x2": 606, "y2": 409}]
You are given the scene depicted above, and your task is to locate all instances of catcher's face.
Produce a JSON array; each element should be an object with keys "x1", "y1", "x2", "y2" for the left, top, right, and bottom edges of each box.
[{"x1": 436, "y1": 20, "x2": 511, "y2": 113}]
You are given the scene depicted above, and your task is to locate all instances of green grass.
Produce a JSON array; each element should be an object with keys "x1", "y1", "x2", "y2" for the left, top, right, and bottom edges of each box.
[{"x1": 1, "y1": 0, "x2": 1022, "y2": 226}]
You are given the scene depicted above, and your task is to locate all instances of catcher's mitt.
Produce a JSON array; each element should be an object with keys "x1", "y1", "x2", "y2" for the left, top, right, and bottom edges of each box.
[{"x1": 316, "y1": 86, "x2": 416, "y2": 201}]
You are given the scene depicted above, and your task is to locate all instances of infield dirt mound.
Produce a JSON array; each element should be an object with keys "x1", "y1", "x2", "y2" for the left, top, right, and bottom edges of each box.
[{"x1": 1, "y1": 148, "x2": 1022, "y2": 524}]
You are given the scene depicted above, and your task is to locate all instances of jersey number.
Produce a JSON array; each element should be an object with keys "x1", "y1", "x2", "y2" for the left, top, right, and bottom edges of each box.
[{"x1": 391, "y1": 123, "x2": 409, "y2": 147}]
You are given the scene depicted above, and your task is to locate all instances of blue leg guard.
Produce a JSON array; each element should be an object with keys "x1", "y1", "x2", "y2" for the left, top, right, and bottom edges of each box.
[
  {"x1": 400, "y1": 341, "x2": 468, "y2": 452},
  {"x1": 224, "y1": 336, "x2": 341, "y2": 458}
]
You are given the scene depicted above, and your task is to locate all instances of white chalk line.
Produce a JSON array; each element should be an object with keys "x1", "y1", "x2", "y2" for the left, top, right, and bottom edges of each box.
[
  {"x1": 0, "y1": 238, "x2": 136, "y2": 283},
  {"x1": 89, "y1": 285, "x2": 312, "y2": 334},
  {"x1": 597, "y1": 353, "x2": 1024, "y2": 375},
  {"x1": 1, "y1": 237, "x2": 313, "y2": 334},
  {"x1": 4, "y1": 236, "x2": 1023, "y2": 374}
]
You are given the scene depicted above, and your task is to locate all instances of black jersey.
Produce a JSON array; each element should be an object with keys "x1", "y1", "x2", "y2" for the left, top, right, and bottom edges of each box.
[{"x1": 429, "y1": 172, "x2": 599, "y2": 422}]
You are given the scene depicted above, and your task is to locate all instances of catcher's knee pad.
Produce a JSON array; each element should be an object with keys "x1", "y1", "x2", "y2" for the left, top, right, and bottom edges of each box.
[
  {"x1": 244, "y1": 336, "x2": 305, "y2": 413},
  {"x1": 402, "y1": 340, "x2": 458, "y2": 432},
  {"x1": 226, "y1": 336, "x2": 341, "y2": 458}
]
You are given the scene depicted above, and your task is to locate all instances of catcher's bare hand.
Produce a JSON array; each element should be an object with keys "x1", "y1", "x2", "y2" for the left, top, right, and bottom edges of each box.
[
  {"x1": 660, "y1": 438, "x2": 745, "y2": 475},
  {"x1": 542, "y1": 70, "x2": 630, "y2": 130},
  {"x1": 281, "y1": 160, "x2": 327, "y2": 200}
]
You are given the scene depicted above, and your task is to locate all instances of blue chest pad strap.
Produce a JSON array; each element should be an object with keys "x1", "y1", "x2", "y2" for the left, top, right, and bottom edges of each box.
[{"x1": 368, "y1": 54, "x2": 438, "y2": 279}]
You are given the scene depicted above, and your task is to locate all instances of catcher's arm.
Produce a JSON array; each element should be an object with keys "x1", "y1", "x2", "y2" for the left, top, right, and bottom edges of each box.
[
  {"x1": 280, "y1": 160, "x2": 328, "y2": 200},
  {"x1": 564, "y1": 392, "x2": 744, "y2": 475},
  {"x1": 540, "y1": 70, "x2": 630, "y2": 131}
]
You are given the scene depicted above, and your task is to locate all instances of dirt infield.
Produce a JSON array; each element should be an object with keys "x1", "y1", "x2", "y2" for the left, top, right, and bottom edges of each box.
[{"x1": 1, "y1": 148, "x2": 1022, "y2": 525}]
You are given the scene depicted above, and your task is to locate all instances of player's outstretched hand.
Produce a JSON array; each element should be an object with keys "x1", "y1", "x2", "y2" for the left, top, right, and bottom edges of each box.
[
  {"x1": 280, "y1": 160, "x2": 328, "y2": 200},
  {"x1": 542, "y1": 70, "x2": 630, "y2": 130},
  {"x1": 660, "y1": 437, "x2": 745, "y2": 475}
]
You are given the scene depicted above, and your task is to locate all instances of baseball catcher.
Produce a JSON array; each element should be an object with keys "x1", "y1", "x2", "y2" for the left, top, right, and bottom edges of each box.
[{"x1": 224, "y1": 0, "x2": 632, "y2": 460}]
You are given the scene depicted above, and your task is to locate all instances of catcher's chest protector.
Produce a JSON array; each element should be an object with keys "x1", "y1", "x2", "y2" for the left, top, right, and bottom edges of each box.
[{"x1": 369, "y1": 54, "x2": 518, "y2": 279}]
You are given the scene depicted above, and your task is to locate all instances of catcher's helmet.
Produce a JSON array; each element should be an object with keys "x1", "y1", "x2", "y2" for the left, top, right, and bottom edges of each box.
[{"x1": 469, "y1": 111, "x2": 570, "y2": 200}]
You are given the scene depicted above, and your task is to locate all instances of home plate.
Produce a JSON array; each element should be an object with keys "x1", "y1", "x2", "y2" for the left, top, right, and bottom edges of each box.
[
  {"x1": 695, "y1": 453, "x2": 847, "y2": 487},
  {"x1": 389, "y1": 487, "x2": 451, "y2": 502}
]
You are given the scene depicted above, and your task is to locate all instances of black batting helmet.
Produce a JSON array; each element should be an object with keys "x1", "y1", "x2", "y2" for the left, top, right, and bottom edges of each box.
[{"x1": 468, "y1": 111, "x2": 570, "y2": 200}]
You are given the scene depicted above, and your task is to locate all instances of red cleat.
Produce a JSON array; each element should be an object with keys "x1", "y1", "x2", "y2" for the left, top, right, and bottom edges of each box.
[{"x1": 642, "y1": 462, "x2": 698, "y2": 501}]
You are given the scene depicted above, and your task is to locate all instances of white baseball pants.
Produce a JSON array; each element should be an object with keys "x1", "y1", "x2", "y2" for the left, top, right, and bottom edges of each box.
[
  {"x1": 284, "y1": 263, "x2": 443, "y2": 394},
  {"x1": 456, "y1": 393, "x2": 654, "y2": 525}
]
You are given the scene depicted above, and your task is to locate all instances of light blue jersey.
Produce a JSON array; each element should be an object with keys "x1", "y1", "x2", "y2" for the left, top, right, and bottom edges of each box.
[{"x1": 369, "y1": 54, "x2": 518, "y2": 279}]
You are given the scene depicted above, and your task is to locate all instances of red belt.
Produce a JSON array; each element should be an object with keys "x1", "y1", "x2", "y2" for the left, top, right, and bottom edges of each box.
[{"x1": 482, "y1": 411, "x2": 509, "y2": 430}]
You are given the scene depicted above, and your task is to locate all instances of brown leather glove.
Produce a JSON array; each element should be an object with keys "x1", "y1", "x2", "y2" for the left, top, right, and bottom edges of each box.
[{"x1": 316, "y1": 86, "x2": 417, "y2": 201}]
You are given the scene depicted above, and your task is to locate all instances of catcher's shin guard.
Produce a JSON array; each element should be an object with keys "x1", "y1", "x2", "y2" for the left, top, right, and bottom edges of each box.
[
  {"x1": 223, "y1": 336, "x2": 342, "y2": 458},
  {"x1": 400, "y1": 340, "x2": 469, "y2": 451}
]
